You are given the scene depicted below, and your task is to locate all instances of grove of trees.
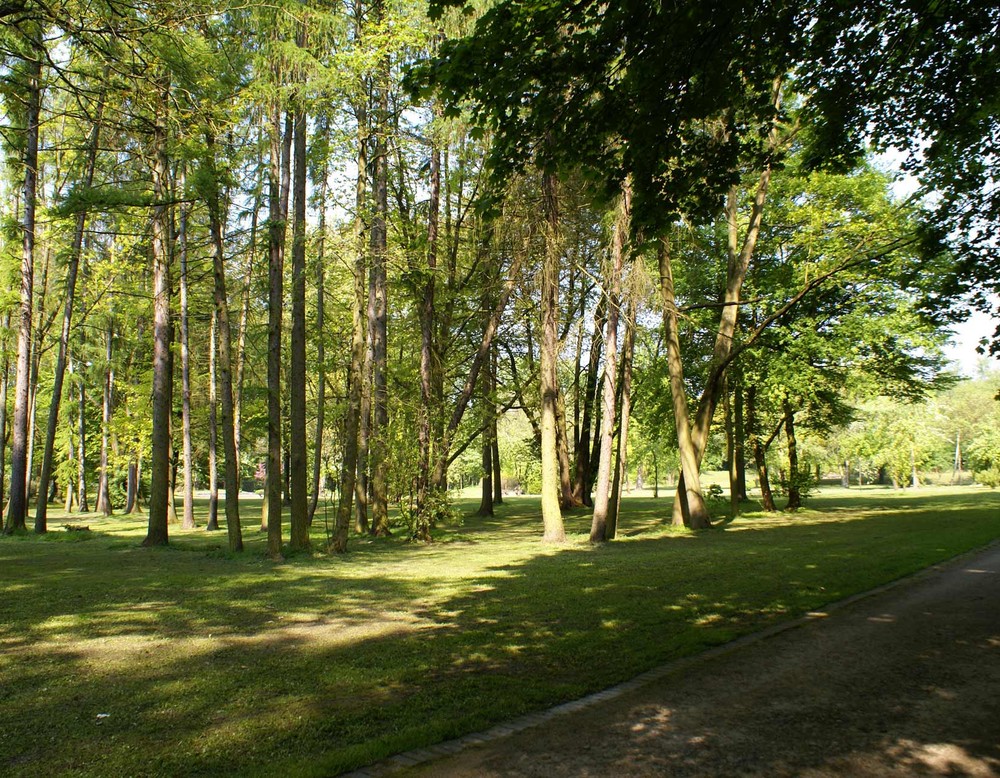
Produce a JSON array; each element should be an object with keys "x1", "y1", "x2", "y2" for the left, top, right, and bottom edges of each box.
[{"x1": 0, "y1": 0, "x2": 997, "y2": 551}]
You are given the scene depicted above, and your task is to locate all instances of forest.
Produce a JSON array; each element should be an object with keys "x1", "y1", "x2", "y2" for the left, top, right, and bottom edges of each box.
[{"x1": 0, "y1": 0, "x2": 998, "y2": 549}]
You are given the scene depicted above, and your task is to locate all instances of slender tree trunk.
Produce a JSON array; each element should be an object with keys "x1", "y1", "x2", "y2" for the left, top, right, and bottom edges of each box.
[
  {"x1": 143, "y1": 74, "x2": 172, "y2": 547},
  {"x1": 288, "y1": 90, "x2": 309, "y2": 550},
  {"x1": 25, "y1": 247, "x2": 52, "y2": 508},
  {"x1": 573, "y1": 297, "x2": 604, "y2": 506},
  {"x1": 417, "y1": 125, "x2": 440, "y2": 519},
  {"x1": 659, "y1": 238, "x2": 711, "y2": 529},
  {"x1": 555, "y1": 389, "x2": 579, "y2": 508},
  {"x1": 783, "y1": 398, "x2": 801, "y2": 510},
  {"x1": 491, "y1": 346, "x2": 503, "y2": 505},
  {"x1": 540, "y1": 171, "x2": 565, "y2": 543},
  {"x1": 205, "y1": 133, "x2": 242, "y2": 551},
  {"x1": 332, "y1": 85, "x2": 368, "y2": 553},
  {"x1": 734, "y1": 380, "x2": 747, "y2": 501},
  {"x1": 96, "y1": 321, "x2": 113, "y2": 515},
  {"x1": 309, "y1": 153, "x2": 328, "y2": 526},
  {"x1": 590, "y1": 191, "x2": 628, "y2": 542},
  {"x1": 746, "y1": 385, "x2": 776, "y2": 512},
  {"x1": 607, "y1": 300, "x2": 635, "y2": 541},
  {"x1": 235, "y1": 162, "x2": 261, "y2": 469},
  {"x1": 125, "y1": 458, "x2": 137, "y2": 514},
  {"x1": 5, "y1": 50, "x2": 42, "y2": 534},
  {"x1": 724, "y1": 378, "x2": 739, "y2": 518},
  {"x1": 35, "y1": 91, "x2": 102, "y2": 531},
  {"x1": 0, "y1": 312, "x2": 10, "y2": 513},
  {"x1": 369, "y1": 12, "x2": 390, "y2": 537},
  {"x1": 206, "y1": 316, "x2": 220, "y2": 531},
  {"x1": 266, "y1": 99, "x2": 285, "y2": 558},
  {"x1": 477, "y1": 326, "x2": 495, "y2": 518},
  {"x1": 178, "y1": 166, "x2": 196, "y2": 529},
  {"x1": 77, "y1": 370, "x2": 88, "y2": 512}
]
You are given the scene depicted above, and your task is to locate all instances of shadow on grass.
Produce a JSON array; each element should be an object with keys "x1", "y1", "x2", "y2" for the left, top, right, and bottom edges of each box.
[{"x1": 0, "y1": 488, "x2": 998, "y2": 776}]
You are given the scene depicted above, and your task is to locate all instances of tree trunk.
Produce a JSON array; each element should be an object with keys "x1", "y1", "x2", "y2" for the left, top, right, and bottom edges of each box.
[
  {"x1": 143, "y1": 73, "x2": 172, "y2": 547},
  {"x1": 369, "y1": 10, "x2": 390, "y2": 537},
  {"x1": 573, "y1": 297, "x2": 604, "y2": 506},
  {"x1": 309, "y1": 149, "x2": 328, "y2": 527},
  {"x1": 288, "y1": 89, "x2": 309, "y2": 550},
  {"x1": 477, "y1": 343, "x2": 495, "y2": 518},
  {"x1": 746, "y1": 385, "x2": 776, "y2": 512},
  {"x1": 416, "y1": 124, "x2": 440, "y2": 520},
  {"x1": 539, "y1": 171, "x2": 565, "y2": 543},
  {"x1": 35, "y1": 89, "x2": 102, "y2": 531},
  {"x1": 734, "y1": 380, "x2": 747, "y2": 501},
  {"x1": 784, "y1": 398, "x2": 801, "y2": 510},
  {"x1": 4, "y1": 49, "x2": 41, "y2": 534},
  {"x1": 266, "y1": 98, "x2": 285, "y2": 559},
  {"x1": 96, "y1": 321, "x2": 113, "y2": 515},
  {"x1": 125, "y1": 458, "x2": 137, "y2": 514},
  {"x1": 659, "y1": 239, "x2": 711, "y2": 529},
  {"x1": 555, "y1": 388, "x2": 579, "y2": 509},
  {"x1": 332, "y1": 82, "x2": 368, "y2": 553},
  {"x1": 491, "y1": 346, "x2": 503, "y2": 505},
  {"x1": 207, "y1": 315, "x2": 220, "y2": 531},
  {"x1": 178, "y1": 166, "x2": 196, "y2": 529},
  {"x1": 607, "y1": 300, "x2": 636, "y2": 540},
  {"x1": 0, "y1": 312, "x2": 10, "y2": 513},
  {"x1": 77, "y1": 370, "x2": 88, "y2": 512},
  {"x1": 590, "y1": 191, "x2": 628, "y2": 542},
  {"x1": 205, "y1": 132, "x2": 243, "y2": 552}
]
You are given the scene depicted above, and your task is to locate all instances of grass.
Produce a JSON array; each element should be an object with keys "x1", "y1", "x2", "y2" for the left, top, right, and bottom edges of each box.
[{"x1": 1, "y1": 484, "x2": 999, "y2": 776}]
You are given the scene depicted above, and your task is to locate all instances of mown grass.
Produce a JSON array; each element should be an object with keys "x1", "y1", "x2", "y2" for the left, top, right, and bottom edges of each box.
[{"x1": 1, "y1": 485, "x2": 998, "y2": 776}]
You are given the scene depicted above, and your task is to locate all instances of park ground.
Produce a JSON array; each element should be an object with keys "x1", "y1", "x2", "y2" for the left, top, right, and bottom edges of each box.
[{"x1": 1, "y1": 484, "x2": 998, "y2": 776}]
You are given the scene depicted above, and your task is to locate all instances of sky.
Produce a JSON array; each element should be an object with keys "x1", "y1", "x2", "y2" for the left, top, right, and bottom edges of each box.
[{"x1": 943, "y1": 305, "x2": 999, "y2": 378}]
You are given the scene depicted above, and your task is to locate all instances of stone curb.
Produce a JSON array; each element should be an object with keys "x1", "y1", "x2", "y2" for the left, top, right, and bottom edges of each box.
[{"x1": 341, "y1": 538, "x2": 1000, "y2": 777}]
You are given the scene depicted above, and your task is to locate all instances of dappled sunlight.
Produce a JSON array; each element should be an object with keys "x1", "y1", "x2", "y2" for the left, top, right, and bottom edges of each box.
[
  {"x1": 884, "y1": 738, "x2": 1000, "y2": 777},
  {"x1": 1, "y1": 487, "x2": 998, "y2": 775}
]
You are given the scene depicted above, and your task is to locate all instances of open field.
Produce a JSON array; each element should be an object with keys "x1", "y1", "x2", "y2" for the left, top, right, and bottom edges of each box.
[{"x1": 2, "y1": 486, "x2": 999, "y2": 776}]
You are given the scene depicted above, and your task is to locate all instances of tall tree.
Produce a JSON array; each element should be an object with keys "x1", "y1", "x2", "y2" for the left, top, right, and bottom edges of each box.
[
  {"x1": 4, "y1": 39, "x2": 42, "y2": 534},
  {"x1": 34, "y1": 84, "x2": 104, "y2": 532}
]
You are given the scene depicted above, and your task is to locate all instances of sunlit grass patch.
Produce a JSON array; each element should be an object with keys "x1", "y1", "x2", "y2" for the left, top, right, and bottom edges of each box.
[{"x1": 0, "y1": 486, "x2": 998, "y2": 776}]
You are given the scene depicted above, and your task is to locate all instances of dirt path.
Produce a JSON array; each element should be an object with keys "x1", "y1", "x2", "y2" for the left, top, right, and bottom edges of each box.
[{"x1": 351, "y1": 542, "x2": 1000, "y2": 777}]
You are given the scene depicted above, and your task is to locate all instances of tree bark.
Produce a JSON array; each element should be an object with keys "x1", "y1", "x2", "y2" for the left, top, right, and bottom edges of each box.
[
  {"x1": 746, "y1": 385, "x2": 776, "y2": 512},
  {"x1": 5, "y1": 48, "x2": 41, "y2": 534},
  {"x1": 266, "y1": 97, "x2": 285, "y2": 559},
  {"x1": 177, "y1": 165, "x2": 196, "y2": 529},
  {"x1": 539, "y1": 171, "x2": 565, "y2": 542},
  {"x1": 734, "y1": 380, "x2": 747, "y2": 501},
  {"x1": 573, "y1": 297, "x2": 604, "y2": 506},
  {"x1": 332, "y1": 81, "x2": 368, "y2": 553},
  {"x1": 309, "y1": 147, "x2": 329, "y2": 527},
  {"x1": 590, "y1": 190, "x2": 628, "y2": 542},
  {"x1": 607, "y1": 299, "x2": 636, "y2": 541},
  {"x1": 205, "y1": 132, "x2": 243, "y2": 552},
  {"x1": 35, "y1": 88, "x2": 102, "y2": 532},
  {"x1": 369, "y1": 7, "x2": 390, "y2": 537},
  {"x1": 76, "y1": 368, "x2": 88, "y2": 512},
  {"x1": 491, "y1": 346, "x2": 503, "y2": 505},
  {"x1": 783, "y1": 397, "x2": 801, "y2": 510},
  {"x1": 0, "y1": 312, "x2": 10, "y2": 514},
  {"x1": 207, "y1": 315, "x2": 220, "y2": 531},
  {"x1": 288, "y1": 89, "x2": 309, "y2": 550},
  {"x1": 416, "y1": 123, "x2": 441, "y2": 520},
  {"x1": 96, "y1": 320, "x2": 113, "y2": 515},
  {"x1": 659, "y1": 238, "x2": 711, "y2": 529},
  {"x1": 143, "y1": 73, "x2": 172, "y2": 547}
]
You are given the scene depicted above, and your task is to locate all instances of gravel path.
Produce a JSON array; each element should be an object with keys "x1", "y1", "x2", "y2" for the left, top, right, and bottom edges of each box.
[{"x1": 350, "y1": 541, "x2": 1000, "y2": 777}]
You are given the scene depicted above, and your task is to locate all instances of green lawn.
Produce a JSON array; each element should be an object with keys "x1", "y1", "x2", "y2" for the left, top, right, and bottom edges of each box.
[{"x1": 2, "y1": 486, "x2": 999, "y2": 776}]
